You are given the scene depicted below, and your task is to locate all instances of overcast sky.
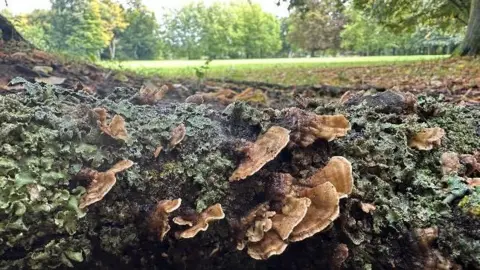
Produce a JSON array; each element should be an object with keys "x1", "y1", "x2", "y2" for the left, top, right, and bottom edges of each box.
[{"x1": 1, "y1": 0, "x2": 290, "y2": 17}]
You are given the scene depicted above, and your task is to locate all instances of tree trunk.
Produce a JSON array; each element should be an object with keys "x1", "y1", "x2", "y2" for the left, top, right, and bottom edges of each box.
[
  {"x1": 108, "y1": 38, "x2": 117, "y2": 60},
  {"x1": 0, "y1": 14, "x2": 29, "y2": 43},
  {"x1": 310, "y1": 49, "x2": 316, "y2": 57},
  {"x1": 462, "y1": 0, "x2": 480, "y2": 55}
]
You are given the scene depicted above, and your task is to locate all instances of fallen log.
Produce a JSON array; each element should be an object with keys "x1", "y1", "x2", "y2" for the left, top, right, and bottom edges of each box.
[{"x1": 0, "y1": 79, "x2": 479, "y2": 269}]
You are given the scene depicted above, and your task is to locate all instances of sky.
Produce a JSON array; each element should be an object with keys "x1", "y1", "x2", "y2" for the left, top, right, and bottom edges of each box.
[{"x1": 0, "y1": 0, "x2": 291, "y2": 17}]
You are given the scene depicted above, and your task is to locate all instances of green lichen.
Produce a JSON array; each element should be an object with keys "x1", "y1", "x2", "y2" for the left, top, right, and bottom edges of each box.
[{"x1": 458, "y1": 188, "x2": 480, "y2": 216}]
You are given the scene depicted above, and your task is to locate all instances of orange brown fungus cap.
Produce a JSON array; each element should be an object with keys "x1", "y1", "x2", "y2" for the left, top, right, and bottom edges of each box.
[
  {"x1": 247, "y1": 231, "x2": 288, "y2": 260},
  {"x1": 409, "y1": 127, "x2": 445, "y2": 150},
  {"x1": 460, "y1": 153, "x2": 480, "y2": 176},
  {"x1": 246, "y1": 211, "x2": 275, "y2": 242},
  {"x1": 169, "y1": 123, "x2": 186, "y2": 149},
  {"x1": 93, "y1": 108, "x2": 128, "y2": 141},
  {"x1": 229, "y1": 126, "x2": 290, "y2": 181},
  {"x1": 440, "y1": 152, "x2": 461, "y2": 175},
  {"x1": 284, "y1": 107, "x2": 350, "y2": 147},
  {"x1": 154, "y1": 146, "x2": 163, "y2": 158},
  {"x1": 271, "y1": 196, "x2": 311, "y2": 240},
  {"x1": 149, "y1": 199, "x2": 182, "y2": 241},
  {"x1": 467, "y1": 178, "x2": 480, "y2": 188},
  {"x1": 301, "y1": 156, "x2": 353, "y2": 198},
  {"x1": 139, "y1": 82, "x2": 169, "y2": 104},
  {"x1": 174, "y1": 203, "x2": 225, "y2": 239},
  {"x1": 289, "y1": 182, "x2": 340, "y2": 242},
  {"x1": 234, "y1": 88, "x2": 267, "y2": 104},
  {"x1": 79, "y1": 159, "x2": 134, "y2": 208}
]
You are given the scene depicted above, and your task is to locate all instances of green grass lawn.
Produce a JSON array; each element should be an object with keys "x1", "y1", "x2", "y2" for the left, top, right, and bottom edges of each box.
[{"x1": 103, "y1": 55, "x2": 449, "y2": 85}]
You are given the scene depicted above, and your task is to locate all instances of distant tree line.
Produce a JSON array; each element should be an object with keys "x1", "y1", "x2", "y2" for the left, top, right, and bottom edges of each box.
[{"x1": 0, "y1": 0, "x2": 465, "y2": 60}]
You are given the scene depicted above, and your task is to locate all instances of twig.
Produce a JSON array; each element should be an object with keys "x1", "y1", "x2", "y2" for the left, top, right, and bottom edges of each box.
[{"x1": 4, "y1": 0, "x2": 7, "y2": 7}]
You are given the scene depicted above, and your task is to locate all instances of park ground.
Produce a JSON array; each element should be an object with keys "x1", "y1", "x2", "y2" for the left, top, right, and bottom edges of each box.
[{"x1": 101, "y1": 55, "x2": 480, "y2": 104}]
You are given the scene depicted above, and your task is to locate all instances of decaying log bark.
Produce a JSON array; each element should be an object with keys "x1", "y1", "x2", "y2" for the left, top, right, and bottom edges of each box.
[{"x1": 0, "y1": 79, "x2": 479, "y2": 270}]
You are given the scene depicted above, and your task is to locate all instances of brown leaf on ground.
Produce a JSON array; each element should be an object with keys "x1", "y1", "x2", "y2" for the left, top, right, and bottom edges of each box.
[{"x1": 35, "y1": 76, "x2": 66, "y2": 85}]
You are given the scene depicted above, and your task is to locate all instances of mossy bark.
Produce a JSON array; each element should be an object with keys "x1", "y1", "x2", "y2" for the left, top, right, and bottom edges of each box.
[{"x1": 0, "y1": 80, "x2": 479, "y2": 269}]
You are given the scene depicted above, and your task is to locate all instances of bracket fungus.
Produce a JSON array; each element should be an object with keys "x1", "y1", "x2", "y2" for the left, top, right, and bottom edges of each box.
[
  {"x1": 284, "y1": 107, "x2": 350, "y2": 147},
  {"x1": 409, "y1": 127, "x2": 445, "y2": 150},
  {"x1": 247, "y1": 231, "x2": 288, "y2": 260},
  {"x1": 148, "y1": 199, "x2": 182, "y2": 241},
  {"x1": 173, "y1": 203, "x2": 225, "y2": 239},
  {"x1": 229, "y1": 126, "x2": 290, "y2": 181},
  {"x1": 289, "y1": 182, "x2": 340, "y2": 242},
  {"x1": 79, "y1": 160, "x2": 134, "y2": 208},
  {"x1": 441, "y1": 152, "x2": 461, "y2": 175},
  {"x1": 300, "y1": 156, "x2": 353, "y2": 198},
  {"x1": 245, "y1": 211, "x2": 275, "y2": 242},
  {"x1": 271, "y1": 196, "x2": 311, "y2": 240},
  {"x1": 93, "y1": 108, "x2": 128, "y2": 141},
  {"x1": 169, "y1": 123, "x2": 186, "y2": 149},
  {"x1": 138, "y1": 82, "x2": 169, "y2": 104}
]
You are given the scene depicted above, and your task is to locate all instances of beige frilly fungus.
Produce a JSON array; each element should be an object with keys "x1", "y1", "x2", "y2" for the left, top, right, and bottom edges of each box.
[
  {"x1": 93, "y1": 108, "x2": 128, "y2": 141},
  {"x1": 229, "y1": 126, "x2": 290, "y2": 181},
  {"x1": 289, "y1": 182, "x2": 340, "y2": 242},
  {"x1": 284, "y1": 107, "x2": 350, "y2": 147},
  {"x1": 300, "y1": 156, "x2": 353, "y2": 198},
  {"x1": 173, "y1": 203, "x2": 225, "y2": 239},
  {"x1": 409, "y1": 127, "x2": 445, "y2": 150},
  {"x1": 271, "y1": 196, "x2": 311, "y2": 240},
  {"x1": 460, "y1": 153, "x2": 480, "y2": 176},
  {"x1": 245, "y1": 211, "x2": 275, "y2": 242},
  {"x1": 79, "y1": 159, "x2": 134, "y2": 208},
  {"x1": 440, "y1": 152, "x2": 461, "y2": 175},
  {"x1": 139, "y1": 82, "x2": 169, "y2": 104},
  {"x1": 247, "y1": 231, "x2": 288, "y2": 260},
  {"x1": 169, "y1": 123, "x2": 186, "y2": 149},
  {"x1": 149, "y1": 199, "x2": 182, "y2": 241}
]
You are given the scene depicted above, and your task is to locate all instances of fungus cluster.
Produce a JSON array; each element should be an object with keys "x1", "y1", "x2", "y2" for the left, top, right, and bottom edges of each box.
[
  {"x1": 441, "y1": 151, "x2": 479, "y2": 181},
  {"x1": 79, "y1": 160, "x2": 134, "y2": 208},
  {"x1": 93, "y1": 108, "x2": 128, "y2": 141},
  {"x1": 284, "y1": 107, "x2": 351, "y2": 147},
  {"x1": 225, "y1": 108, "x2": 353, "y2": 260},
  {"x1": 239, "y1": 157, "x2": 353, "y2": 260},
  {"x1": 409, "y1": 127, "x2": 445, "y2": 150},
  {"x1": 138, "y1": 82, "x2": 169, "y2": 104},
  {"x1": 173, "y1": 203, "x2": 225, "y2": 239}
]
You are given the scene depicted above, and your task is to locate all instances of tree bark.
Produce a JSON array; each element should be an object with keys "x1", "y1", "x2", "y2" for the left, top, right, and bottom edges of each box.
[
  {"x1": 0, "y1": 14, "x2": 28, "y2": 42},
  {"x1": 1, "y1": 80, "x2": 479, "y2": 269},
  {"x1": 462, "y1": 0, "x2": 480, "y2": 55}
]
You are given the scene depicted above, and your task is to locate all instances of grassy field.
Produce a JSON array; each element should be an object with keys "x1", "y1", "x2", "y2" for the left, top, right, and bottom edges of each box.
[{"x1": 103, "y1": 55, "x2": 449, "y2": 86}]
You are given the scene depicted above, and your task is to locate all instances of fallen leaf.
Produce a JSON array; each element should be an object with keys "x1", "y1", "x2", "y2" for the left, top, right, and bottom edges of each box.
[
  {"x1": 35, "y1": 76, "x2": 66, "y2": 85},
  {"x1": 33, "y1": 66, "x2": 53, "y2": 76}
]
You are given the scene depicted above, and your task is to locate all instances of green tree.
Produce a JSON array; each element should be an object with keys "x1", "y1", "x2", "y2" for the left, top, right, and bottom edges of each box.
[
  {"x1": 350, "y1": 0, "x2": 478, "y2": 55},
  {"x1": 99, "y1": 0, "x2": 128, "y2": 59},
  {"x1": 162, "y1": 3, "x2": 205, "y2": 59},
  {"x1": 230, "y1": 3, "x2": 282, "y2": 58},
  {"x1": 49, "y1": 0, "x2": 106, "y2": 57},
  {"x1": 287, "y1": 1, "x2": 345, "y2": 56},
  {"x1": 116, "y1": 0, "x2": 162, "y2": 60},
  {"x1": 199, "y1": 3, "x2": 234, "y2": 59}
]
